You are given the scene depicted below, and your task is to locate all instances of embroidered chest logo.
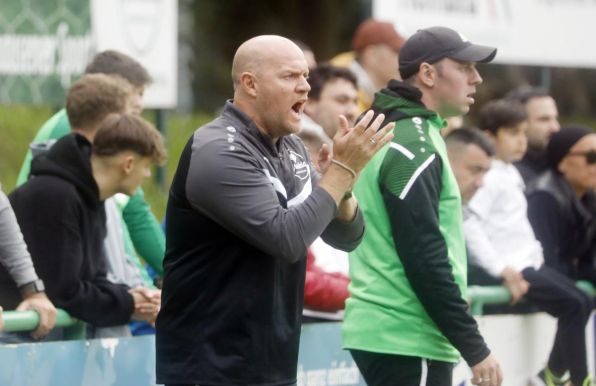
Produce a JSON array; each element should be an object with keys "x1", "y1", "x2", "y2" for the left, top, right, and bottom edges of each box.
[{"x1": 289, "y1": 150, "x2": 310, "y2": 181}]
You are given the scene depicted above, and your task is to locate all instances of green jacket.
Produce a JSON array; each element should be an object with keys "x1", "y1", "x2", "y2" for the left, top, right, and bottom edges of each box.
[
  {"x1": 342, "y1": 81, "x2": 489, "y2": 365},
  {"x1": 17, "y1": 109, "x2": 165, "y2": 279}
]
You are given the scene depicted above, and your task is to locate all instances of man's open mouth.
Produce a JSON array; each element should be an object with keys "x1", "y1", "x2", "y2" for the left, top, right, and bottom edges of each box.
[{"x1": 291, "y1": 100, "x2": 306, "y2": 117}]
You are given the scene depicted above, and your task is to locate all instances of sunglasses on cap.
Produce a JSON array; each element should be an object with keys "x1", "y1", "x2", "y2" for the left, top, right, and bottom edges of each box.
[{"x1": 568, "y1": 150, "x2": 596, "y2": 165}]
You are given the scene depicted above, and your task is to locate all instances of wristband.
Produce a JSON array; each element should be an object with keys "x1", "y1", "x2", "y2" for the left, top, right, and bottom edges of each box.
[
  {"x1": 330, "y1": 159, "x2": 356, "y2": 179},
  {"x1": 330, "y1": 159, "x2": 356, "y2": 200}
]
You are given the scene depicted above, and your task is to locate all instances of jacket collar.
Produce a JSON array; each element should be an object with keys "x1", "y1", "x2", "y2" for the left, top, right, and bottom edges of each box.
[
  {"x1": 222, "y1": 100, "x2": 283, "y2": 156},
  {"x1": 372, "y1": 80, "x2": 446, "y2": 129}
]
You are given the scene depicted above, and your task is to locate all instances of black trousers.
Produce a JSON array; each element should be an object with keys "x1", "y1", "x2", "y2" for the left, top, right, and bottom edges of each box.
[
  {"x1": 350, "y1": 349, "x2": 453, "y2": 386},
  {"x1": 522, "y1": 266, "x2": 592, "y2": 385}
]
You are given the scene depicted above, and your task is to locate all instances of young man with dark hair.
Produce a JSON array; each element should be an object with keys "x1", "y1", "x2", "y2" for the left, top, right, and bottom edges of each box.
[
  {"x1": 302, "y1": 64, "x2": 359, "y2": 148},
  {"x1": 16, "y1": 50, "x2": 165, "y2": 307},
  {"x1": 445, "y1": 127, "x2": 494, "y2": 205},
  {"x1": 6, "y1": 112, "x2": 165, "y2": 338},
  {"x1": 505, "y1": 87, "x2": 560, "y2": 183},
  {"x1": 465, "y1": 101, "x2": 592, "y2": 386},
  {"x1": 342, "y1": 26, "x2": 502, "y2": 386},
  {"x1": 307, "y1": 65, "x2": 358, "y2": 101}
]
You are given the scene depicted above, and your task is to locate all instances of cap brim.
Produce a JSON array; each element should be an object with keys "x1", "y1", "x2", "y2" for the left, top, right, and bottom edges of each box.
[{"x1": 450, "y1": 44, "x2": 497, "y2": 63}]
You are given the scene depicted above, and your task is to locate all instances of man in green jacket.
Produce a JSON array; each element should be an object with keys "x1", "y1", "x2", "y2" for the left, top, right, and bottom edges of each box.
[
  {"x1": 343, "y1": 26, "x2": 502, "y2": 386},
  {"x1": 17, "y1": 51, "x2": 164, "y2": 287}
]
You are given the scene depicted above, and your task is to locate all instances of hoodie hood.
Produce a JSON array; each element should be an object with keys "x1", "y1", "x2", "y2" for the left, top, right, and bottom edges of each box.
[
  {"x1": 30, "y1": 133, "x2": 100, "y2": 209},
  {"x1": 371, "y1": 80, "x2": 444, "y2": 128}
]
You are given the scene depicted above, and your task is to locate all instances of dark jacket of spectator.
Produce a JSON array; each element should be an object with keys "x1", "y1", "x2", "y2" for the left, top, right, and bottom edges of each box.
[
  {"x1": 1, "y1": 133, "x2": 134, "y2": 326},
  {"x1": 515, "y1": 147, "x2": 549, "y2": 185},
  {"x1": 527, "y1": 170, "x2": 596, "y2": 281}
]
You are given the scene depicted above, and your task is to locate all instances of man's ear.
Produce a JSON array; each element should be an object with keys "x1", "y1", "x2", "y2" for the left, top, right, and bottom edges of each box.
[
  {"x1": 418, "y1": 62, "x2": 436, "y2": 88},
  {"x1": 240, "y1": 71, "x2": 258, "y2": 97},
  {"x1": 121, "y1": 154, "x2": 135, "y2": 175}
]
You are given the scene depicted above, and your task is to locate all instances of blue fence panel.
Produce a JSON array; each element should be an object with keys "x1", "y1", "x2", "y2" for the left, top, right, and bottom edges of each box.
[
  {"x1": 0, "y1": 324, "x2": 366, "y2": 386},
  {"x1": 0, "y1": 336, "x2": 156, "y2": 386},
  {"x1": 298, "y1": 323, "x2": 364, "y2": 386}
]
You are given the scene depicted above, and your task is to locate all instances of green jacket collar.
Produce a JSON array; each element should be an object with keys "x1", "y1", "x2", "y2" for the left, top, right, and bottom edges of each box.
[{"x1": 372, "y1": 80, "x2": 446, "y2": 129}]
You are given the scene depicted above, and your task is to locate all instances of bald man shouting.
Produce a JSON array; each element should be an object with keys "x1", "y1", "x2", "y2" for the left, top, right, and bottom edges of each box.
[{"x1": 156, "y1": 35, "x2": 394, "y2": 386}]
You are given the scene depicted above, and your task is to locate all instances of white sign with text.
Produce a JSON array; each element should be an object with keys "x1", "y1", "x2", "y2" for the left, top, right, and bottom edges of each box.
[
  {"x1": 91, "y1": 0, "x2": 178, "y2": 108},
  {"x1": 374, "y1": 0, "x2": 596, "y2": 68}
]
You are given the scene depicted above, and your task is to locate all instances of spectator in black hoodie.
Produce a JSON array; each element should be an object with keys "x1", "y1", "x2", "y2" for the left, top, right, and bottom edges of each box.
[{"x1": 7, "y1": 111, "x2": 165, "y2": 339}]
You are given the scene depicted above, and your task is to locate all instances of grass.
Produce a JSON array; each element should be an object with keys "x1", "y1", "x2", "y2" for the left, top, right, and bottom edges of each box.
[{"x1": 0, "y1": 105, "x2": 213, "y2": 220}]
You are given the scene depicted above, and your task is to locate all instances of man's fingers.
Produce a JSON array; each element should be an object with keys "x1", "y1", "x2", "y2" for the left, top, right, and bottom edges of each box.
[
  {"x1": 522, "y1": 279, "x2": 530, "y2": 292},
  {"x1": 131, "y1": 287, "x2": 161, "y2": 303},
  {"x1": 363, "y1": 113, "x2": 386, "y2": 136},
  {"x1": 30, "y1": 307, "x2": 55, "y2": 339},
  {"x1": 474, "y1": 370, "x2": 492, "y2": 386},
  {"x1": 511, "y1": 287, "x2": 521, "y2": 303},
  {"x1": 495, "y1": 364, "x2": 503, "y2": 386},
  {"x1": 318, "y1": 144, "x2": 331, "y2": 162},
  {"x1": 337, "y1": 115, "x2": 349, "y2": 136},
  {"x1": 482, "y1": 370, "x2": 491, "y2": 385},
  {"x1": 32, "y1": 316, "x2": 51, "y2": 339},
  {"x1": 470, "y1": 359, "x2": 502, "y2": 386},
  {"x1": 488, "y1": 365, "x2": 500, "y2": 386},
  {"x1": 470, "y1": 368, "x2": 482, "y2": 385},
  {"x1": 379, "y1": 121, "x2": 395, "y2": 135},
  {"x1": 47, "y1": 306, "x2": 57, "y2": 327},
  {"x1": 369, "y1": 122, "x2": 395, "y2": 148},
  {"x1": 472, "y1": 363, "x2": 503, "y2": 386},
  {"x1": 353, "y1": 110, "x2": 374, "y2": 134}
]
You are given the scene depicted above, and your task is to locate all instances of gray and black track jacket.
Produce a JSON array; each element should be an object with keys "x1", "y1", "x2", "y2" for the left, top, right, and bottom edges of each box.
[{"x1": 156, "y1": 101, "x2": 364, "y2": 386}]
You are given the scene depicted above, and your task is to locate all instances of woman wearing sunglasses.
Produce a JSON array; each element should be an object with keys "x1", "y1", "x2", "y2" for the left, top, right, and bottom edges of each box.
[{"x1": 527, "y1": 125, "x2": 596, "y2": 288}]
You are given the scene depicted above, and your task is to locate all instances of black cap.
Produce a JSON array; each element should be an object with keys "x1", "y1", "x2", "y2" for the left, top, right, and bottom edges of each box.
[
  {"x1": 546, "y1": 125, "x2": 593, "y2": 169},
  {"x1": 399, "y1": 26, "x2": 497, "y2": 79}
]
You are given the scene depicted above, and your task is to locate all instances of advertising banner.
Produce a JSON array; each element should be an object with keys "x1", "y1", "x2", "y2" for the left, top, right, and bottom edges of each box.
[
  {"x1": 0, "y1": 0, "x2": 177, "y2": 108},
  {"x1": 374, "y1": 0, "x2": 596, "y2": 68}
]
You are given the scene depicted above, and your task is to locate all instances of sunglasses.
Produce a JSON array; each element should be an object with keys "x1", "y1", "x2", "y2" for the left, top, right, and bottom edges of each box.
[{"x1": 568, "y1": 150, "x2": 596, "y2": 165}]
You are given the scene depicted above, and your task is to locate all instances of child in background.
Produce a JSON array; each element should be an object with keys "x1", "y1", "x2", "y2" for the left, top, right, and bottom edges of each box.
[{"x1": 464, "y1": 99, "x2": 592, "y2": 386}]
